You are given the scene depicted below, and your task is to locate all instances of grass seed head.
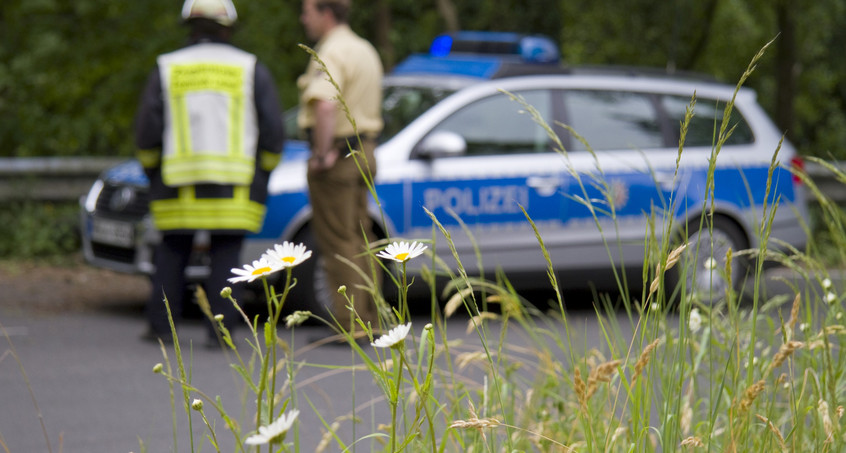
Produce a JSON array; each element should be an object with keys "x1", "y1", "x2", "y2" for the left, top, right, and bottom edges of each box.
[
  {"x1": 738, "y1": 380, "x2": 766, "y2": 413},
  {"x1": 769, "y1": 341, "x2": 804, "y2": 373},
  {"x1": 633, "y1": 338, "x2": 662, "y2": 381}
]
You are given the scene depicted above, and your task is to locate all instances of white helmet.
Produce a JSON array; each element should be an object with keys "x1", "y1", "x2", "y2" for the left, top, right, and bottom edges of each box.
[{"x1": 181, "y1": 0, "x2": 238, "y2": 27}]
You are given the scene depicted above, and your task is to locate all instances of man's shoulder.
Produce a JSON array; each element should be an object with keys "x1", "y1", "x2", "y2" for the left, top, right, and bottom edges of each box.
[
  {"x1": 325, "y1": 25, "x2": 376, "y2": 53},
  {"x1": 160, "y1": 42, "x2": 257, "y2": 61}
]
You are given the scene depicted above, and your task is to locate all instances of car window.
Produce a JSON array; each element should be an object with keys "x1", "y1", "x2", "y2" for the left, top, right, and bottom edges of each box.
[
  {"x1": 428, "y1": 90, "x2": 552, "y2": 156},
  {"x1": 562, "y1": 90, "x2": 663, "y2": 152},
  {"x1": 382, "y1": 85, "x2": 455, "y2": 142},
  {"x1": 662, "y1": 95, "x2": 755, "y2": 147}
]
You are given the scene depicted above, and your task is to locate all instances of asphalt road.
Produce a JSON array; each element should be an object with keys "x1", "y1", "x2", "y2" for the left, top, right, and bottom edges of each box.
[
  {"x1": 0, "y1": 292, "x2": 602, "y2": 453},
  {"x1": 0, "y1": 265, "x2": 821, "y2": 453}
]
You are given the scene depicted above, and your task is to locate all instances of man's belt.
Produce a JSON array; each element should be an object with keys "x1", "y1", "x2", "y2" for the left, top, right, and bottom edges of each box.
[{"x1": 303, "y1": 128, "x2": 378, "y2": 148}]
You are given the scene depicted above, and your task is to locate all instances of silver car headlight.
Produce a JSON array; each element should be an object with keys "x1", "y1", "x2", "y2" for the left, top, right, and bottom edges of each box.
[{"x1": 83, "y1": 179, "x2": 104, "y2": 213}]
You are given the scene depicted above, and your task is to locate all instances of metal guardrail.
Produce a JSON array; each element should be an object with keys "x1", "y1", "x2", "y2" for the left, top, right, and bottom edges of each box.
[
  {"x1": 0, "y1": 157, "x2": 844, "y2": 203},
  {"x1": 0, "y1": 157, "x2": 125, "y2": 202}
]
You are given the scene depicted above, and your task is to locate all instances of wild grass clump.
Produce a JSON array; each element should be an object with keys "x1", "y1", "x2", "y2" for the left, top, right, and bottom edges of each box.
[{"x1": 106, "y1": 40, "x2": 846, "y2": 451}]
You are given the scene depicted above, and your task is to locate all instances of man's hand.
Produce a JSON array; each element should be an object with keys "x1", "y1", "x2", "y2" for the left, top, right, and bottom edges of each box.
[{"x1": 308, "y1": 147, "x2": 340, "y2": 172}]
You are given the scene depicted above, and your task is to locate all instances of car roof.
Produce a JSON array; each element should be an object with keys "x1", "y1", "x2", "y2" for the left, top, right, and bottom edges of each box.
[{"x1": 389, "y1": 31, "x2": 735, "y2": 94}]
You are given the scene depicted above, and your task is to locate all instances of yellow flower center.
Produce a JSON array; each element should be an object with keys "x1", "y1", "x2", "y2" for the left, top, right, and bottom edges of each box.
[
  {"x1": 282, "y1": 256, "x2": 296, "y2": 264},
  {"x1": 395, "y1": 252, "x2": 409, "y2": 261},
  {"x1": 251, "y1": 266, "x2": 272, "y2": 276}
]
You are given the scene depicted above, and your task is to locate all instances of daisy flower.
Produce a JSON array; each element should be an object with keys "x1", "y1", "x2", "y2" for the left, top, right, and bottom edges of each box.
[
  {"x1": 688, "y1": 308, "x2": 702, "y2": 333},
  {"x1": 264, "y1": 241, "x2": 312, "y2": 268},
  {"x1": 703, "y1": 257, "x2": 718, "y2": 271},
  {"x1": 822, "y1": 278, "x2": 833, "y2": 290},
  {"x1": 376, "y1": 241, "x2": 427, "y2": 263},
  {"x1": 228, "y1": 258, "x2": 283, "y2": 284},
  {"x1": 371, "y1": 323, "x2": 412, "y2": 348},
  {"x1": 244, "y1": 409, "x2": 300, "y2": 445}
]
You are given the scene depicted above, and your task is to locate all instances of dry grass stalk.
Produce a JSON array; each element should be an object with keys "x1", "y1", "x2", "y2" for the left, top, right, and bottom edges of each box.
[
  {"x1": 681, "y1": 384, "x2": 694, "y2": 435},
  {"x1": 784, "y1": 293, "x2": 801, "y2": 339},
  {"x1": 649, "y1": 243, "x2": 688, "y2": 297},
  {"x1": 449, "y1": 418, "x2": 502, "y2": 429},
  {"x1": 315, "y1": 421, "x2": 341, "y2": 453},
  {"x1": 768, "y1": 341, "x2": 804, "y2": 373},
  {"x1": 444, "y1": 286, "x2": 474, "y2": 318},
  {"x1": 632, "y1": 338, "x2": 662, "y2": 381},
  {"x1": 574, "y1": 367, "x2": 588, "y2": 409},
  {"x1": 680, "y1": 436, "x2": 704, "y2": 448},
  {"x1": 755, "y1": 414, "x2": 787, "y2": 452},
  {"x1": 738, "y1": 380, "x2": 766, "y2": 414},
  {"x1": 455, "y1": 351, "x2": 489, "y2": 371},
  {"x1": 466, "y1": 312, "x2": 500, "y2": 334},
  {"x1": 450, "y1": 401, "x2": 498, "y2": 442},
  {"x1": 610, "y1": 427, "x2": 628, "y2": 446},
  {"x1": 819, "y1": 399, "x2": 835, "y2": 444},
  {"x1": 587, "y1": 359, "x2": 621, "y2": 399}
]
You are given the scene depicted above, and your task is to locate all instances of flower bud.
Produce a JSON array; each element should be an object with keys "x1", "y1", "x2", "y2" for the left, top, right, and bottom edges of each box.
[
  {"x1": 220, "y1": 287, "x2": 232, "y2": 298},
  {"x1": 191, "y1": 399, "x2": 204, "y2": 411},
  {"x1": 285, "y1": 310, "x2": 312, "y2": 328},
  {"x1": 214, "y1": 314, "x2": 225, "y2": 322},
  {"x1": 338, "y1": 285, "x2": 347, "y2": 295},
  {"x1": 153, "y1": 363, "x2": 163, "y2": 374}
]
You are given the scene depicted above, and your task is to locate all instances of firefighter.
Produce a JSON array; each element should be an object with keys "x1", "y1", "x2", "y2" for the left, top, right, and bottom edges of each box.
[{"x1": 135, "y1": 0, "x2": 284, "y2": 345}]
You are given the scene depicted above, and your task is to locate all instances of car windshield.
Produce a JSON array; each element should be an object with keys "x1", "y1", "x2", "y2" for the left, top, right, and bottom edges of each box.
[
  {"x1": 284, "y1": 83, "x2": 455, "y2": 143},
  {"x1": 381, "y1": 84, "x2": 454, "y2": 142}
]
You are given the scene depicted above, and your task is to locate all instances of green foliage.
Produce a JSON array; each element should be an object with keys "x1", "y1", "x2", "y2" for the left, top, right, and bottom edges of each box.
[
  {"x1": 0, "y1": 0, "x2": 843, "y2": 160},
  {"x1": 0, "y1": 201, "x2": 79, "y2": 259}
]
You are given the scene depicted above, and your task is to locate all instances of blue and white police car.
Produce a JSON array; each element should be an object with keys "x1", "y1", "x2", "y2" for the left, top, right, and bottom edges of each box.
[{"x1": 80, "y1": 31, "x2": 809, "y2": 310}]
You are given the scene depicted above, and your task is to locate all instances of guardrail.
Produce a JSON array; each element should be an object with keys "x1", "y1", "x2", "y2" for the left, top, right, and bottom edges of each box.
[
  {"x1": 0, "y1": 157, "x2": 125, "y2": 202},
  {"x1": 0, "y1": 157, "x2": 844, "y2": 203}
]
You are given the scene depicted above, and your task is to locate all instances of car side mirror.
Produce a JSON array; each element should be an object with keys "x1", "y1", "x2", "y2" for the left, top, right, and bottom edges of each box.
[{"x1": 415, "y1": 131, "x2": 467, "y2": 160}]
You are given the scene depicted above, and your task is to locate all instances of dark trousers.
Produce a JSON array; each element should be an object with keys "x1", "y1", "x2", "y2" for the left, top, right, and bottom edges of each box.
[{"x1": 147, "y1": 232, "x2": 244, "y2": 337}]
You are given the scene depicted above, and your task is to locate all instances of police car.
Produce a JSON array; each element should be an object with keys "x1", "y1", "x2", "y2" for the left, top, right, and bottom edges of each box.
[{"x1": 80, "y1": 31, "x2": 808, "y2": 310}]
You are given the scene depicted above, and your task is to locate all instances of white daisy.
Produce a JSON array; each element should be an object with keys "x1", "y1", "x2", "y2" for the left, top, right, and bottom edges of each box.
[
  {"x1": 703, "y1": 257, "x2": 718, "y2": 271},
  {"x1": 688, "y1": 308, "x2": 702, "y2": 333},
  {"x1": 264, "y1": 241, "x2": 312, "y2": 268},
  {"x1": 228, "y1": 258, "x2": 283, "y2": 284},
  {"x1": 822, "y1": 278, "x2": 833, "y2": 290},
  {"x1": 376, "y1": 241, "x2": 427, "y2": 263},
  {"x1": 371, "y1": 323, "x2": 412, "y2": 348},
  {"x1": 826, "y1": 291, "x2": 838, "y2": 304},
  {"x1": 244, "y1": 409, "x2": 300, "y2": 445}
]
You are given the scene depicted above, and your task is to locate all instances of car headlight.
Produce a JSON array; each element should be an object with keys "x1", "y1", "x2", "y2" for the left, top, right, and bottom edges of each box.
[{"x1": 83, "y1": 179, "x2": 104, "y2": 213}]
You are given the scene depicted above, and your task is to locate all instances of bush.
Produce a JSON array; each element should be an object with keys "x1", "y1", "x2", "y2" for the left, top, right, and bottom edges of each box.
[{"x1": 0, "y1": 200, "x2": 80, "y2": 260}]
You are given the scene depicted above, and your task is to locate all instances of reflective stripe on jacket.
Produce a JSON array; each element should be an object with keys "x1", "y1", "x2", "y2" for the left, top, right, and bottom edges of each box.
[
  {"x1": 157, "y1": 43, "x2": 258, "y2": 187},
  {"x1": 149, "y1": 185, "x2": 266, "y2": 231}
]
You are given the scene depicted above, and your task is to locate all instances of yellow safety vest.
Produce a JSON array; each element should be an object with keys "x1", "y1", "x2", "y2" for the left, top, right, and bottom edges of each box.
[{"x1": 157, "y1": 43, "x2": 259, "y2": 187}]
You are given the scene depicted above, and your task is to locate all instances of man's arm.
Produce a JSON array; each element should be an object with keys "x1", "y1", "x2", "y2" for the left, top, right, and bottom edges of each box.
[
  {"x1": 310, "y1": 98, "x2": 339, "y2": 171},
  {"x1": 254, "y1": 62, "x2": 284, "y2": 172},
  {"x1": 134, "y1": 67, "x2": 164, "y2": 179}
]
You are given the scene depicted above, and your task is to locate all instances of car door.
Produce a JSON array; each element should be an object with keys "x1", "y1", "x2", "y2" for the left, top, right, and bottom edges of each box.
[
  {"x1": 556, "y1": 88, "x2": 682, "y2": 269},
  {"x1": 406, "y1": 89, "x2": 569, "y2": 273}
]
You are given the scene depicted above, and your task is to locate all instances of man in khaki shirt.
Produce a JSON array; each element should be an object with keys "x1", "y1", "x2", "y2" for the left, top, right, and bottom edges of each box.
[{"x1": 298, "y1": 0, "x2": 383, "y2": 333}]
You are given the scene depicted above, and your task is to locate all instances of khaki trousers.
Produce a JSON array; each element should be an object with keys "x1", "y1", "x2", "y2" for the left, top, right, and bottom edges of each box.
[{"x1": 306, "y1": 139, "x2": 379, "y2": 328}]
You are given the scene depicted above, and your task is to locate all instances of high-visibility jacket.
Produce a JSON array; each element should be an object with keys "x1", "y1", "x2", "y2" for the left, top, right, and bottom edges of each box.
[
  {"x1": 135, "y1": 40, "x2": 284, "y2": 233},
  {"x1": 158, "y1": 43, "x2": 259, "y2": 187}
]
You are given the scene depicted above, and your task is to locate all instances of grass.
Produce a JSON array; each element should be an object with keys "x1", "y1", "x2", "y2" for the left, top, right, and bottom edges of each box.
[{"x1": 4, "y1": 41, "x2": 846, "y2": 452}]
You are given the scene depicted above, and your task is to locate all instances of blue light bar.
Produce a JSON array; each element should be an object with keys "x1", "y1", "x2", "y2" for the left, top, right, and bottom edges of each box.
[
  {"x1": 429, "y1": 35, "x2": 453, "y2": 57},
  {"x1": 427, "y1": 31, "x2": 560, "y2": 64}
]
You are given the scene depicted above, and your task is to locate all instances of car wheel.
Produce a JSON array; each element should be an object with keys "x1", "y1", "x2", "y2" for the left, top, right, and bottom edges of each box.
[{"x1": 667, "y1": 216, "x2": 749, "y2": 306}]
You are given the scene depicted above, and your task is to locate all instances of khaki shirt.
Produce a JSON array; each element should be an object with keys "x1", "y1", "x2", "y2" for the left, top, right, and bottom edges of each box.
[{"x1": 297, "y1": 24, "x2": 383, "y2": 138}]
